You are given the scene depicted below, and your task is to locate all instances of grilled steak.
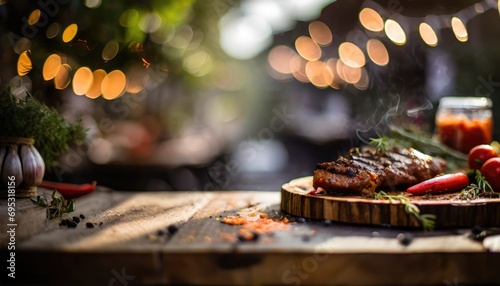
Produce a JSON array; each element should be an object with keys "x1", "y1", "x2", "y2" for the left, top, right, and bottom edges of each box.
[{"x1": 313, "y1": 146, "x2": 447, "y2": 196}]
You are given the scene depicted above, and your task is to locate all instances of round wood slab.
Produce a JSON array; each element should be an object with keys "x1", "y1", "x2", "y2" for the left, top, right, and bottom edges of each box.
[{"x1": 281, "y1": 176, "x2": 500, "y2": 228}]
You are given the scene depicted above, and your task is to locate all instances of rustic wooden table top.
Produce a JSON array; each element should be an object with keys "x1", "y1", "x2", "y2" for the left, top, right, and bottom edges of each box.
[{"x1": 1, "y1": 186, "x2": 500, "y2": 285}]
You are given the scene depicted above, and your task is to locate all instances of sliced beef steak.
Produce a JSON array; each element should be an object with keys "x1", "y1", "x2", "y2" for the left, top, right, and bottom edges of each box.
[{"x1": 313, "y1": 146, "x2": 447, "y2": 196}]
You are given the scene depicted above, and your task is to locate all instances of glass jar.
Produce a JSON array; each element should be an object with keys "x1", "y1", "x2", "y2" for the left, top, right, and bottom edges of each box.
[{"x1": 435, "y1": 97, "x2": 493, "y2": 154}]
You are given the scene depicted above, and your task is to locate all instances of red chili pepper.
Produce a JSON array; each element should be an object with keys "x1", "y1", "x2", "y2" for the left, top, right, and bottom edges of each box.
[
  {"x1": 39, "y1": 180, "x2": 97, "y2": 199},
  {"x1": 407, "y1": 173, "x2": 469, "y2": 195}
]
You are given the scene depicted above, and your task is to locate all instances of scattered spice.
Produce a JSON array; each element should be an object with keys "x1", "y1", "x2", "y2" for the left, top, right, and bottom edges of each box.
[
  {"x1": 79, "y1": 214, "x2": 85, "y2": 219},
  {"x1": 221, "y1": 216, "x2": 248, "y2": 225},
  {"x1": 296, "y1": 217, "x2": 306, "y2": 223},
  {"x1": 397, "y1": 233, "x2": 413, "y2": 246},
  {"x1": 238, "y1": 230, "x2": 259, "y2": 241},
  {"x1": 67, "y1": 220, "x2": 78, "y2": 228},
  {"x1": 259, "y1": 213, "x2": 268, "y2": 219},
  {"x1": 222, "y1": 214, "x2": 290, "y2": 241},
  {"x1": 72, "y1": 216, "x2": 80, "y2": 224},
  {"x1": 157, "y1": 229, "x2": 165, "y2": 236},
  {"x1": 86, "y1": 222, "x2": 95, "y2": 228},
  {"x1": 167, "y1": 224, "x2": 179, "y2": 235}
]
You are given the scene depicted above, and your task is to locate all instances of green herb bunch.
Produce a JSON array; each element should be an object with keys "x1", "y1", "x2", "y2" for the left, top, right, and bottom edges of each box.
[{"x1": 0, "y1": 87, "x2": 86, "y2": 167}]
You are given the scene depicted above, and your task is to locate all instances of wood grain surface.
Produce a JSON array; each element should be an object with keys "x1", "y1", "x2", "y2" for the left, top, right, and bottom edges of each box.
[
  {"x1": 281, "y1": 176, "x2": 500, "y2": 228},
  {"x1": 2, "y1": 187, "x2": 500, "y2": 285}
]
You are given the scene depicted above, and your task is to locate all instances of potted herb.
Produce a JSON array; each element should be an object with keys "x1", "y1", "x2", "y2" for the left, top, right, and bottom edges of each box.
[{"x1": 0, "y1": 87, "x2": 86, "y2": 197}]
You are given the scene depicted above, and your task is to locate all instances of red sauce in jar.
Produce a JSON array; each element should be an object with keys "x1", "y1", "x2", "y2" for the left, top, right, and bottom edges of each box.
[{"x1": 436, "y1": 115, "x2": 492, "y2": 154}]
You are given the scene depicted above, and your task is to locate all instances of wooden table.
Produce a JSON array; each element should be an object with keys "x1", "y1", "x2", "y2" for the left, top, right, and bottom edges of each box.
[{"x1": 1, "y1": 187, "x2": 500, "y2": 285}]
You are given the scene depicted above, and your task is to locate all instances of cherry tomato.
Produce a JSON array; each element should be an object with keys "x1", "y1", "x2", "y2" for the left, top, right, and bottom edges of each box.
[
  {"x1": 481, "y1": 157, "x2": 500, "y2": 192},
  {"x1": 468, "y1": 144, "x2": 497, "y2": 170}
]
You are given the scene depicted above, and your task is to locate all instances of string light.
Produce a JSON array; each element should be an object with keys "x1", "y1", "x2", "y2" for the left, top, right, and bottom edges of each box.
[
  {"x1": 384, "y1": 19, "x2": 406, "y2": 45},
  {"x1": 419, "y1": 22, "x2": 438, "y2": 47},
  {"x1": 338, "y1": 42, "x2": 365, "y2": 68},
  {"x1": 451, "y1": 17, "x2": 468, "y2": 42},
  {"x1": 358, "y1": 8, "x2": 384, "y2": 32},
  {"x1": 366, "y1": 39, "x2": 389, "y2": 66},
  {"x1": 43, "y1": 54, "x2": 62, "y2": 80},
  {"x1": 269, "y1": 0, "x2": 498, "y2": 92}
]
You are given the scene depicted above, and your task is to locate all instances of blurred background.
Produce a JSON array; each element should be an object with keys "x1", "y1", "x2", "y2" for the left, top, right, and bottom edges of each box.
[{"x1": 1, "y1": 0, "x2": 499, "y2": 191}]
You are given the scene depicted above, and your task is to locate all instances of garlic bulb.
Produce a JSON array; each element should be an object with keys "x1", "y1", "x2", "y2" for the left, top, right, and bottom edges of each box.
[
  {"x1": 1, "y1": 145, "x2": 23, "y2": 187},
  {"x1": 30, "y1": 144, "x2": 45, "y2": 182},
  {"x1": 20, "y1": 144, "x2": 45, "y2": 187}
]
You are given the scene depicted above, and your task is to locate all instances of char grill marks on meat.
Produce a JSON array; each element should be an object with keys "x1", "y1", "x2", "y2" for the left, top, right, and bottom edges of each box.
[{"x1": 313, "y1": 146, "x2": 447, "y2": 196}]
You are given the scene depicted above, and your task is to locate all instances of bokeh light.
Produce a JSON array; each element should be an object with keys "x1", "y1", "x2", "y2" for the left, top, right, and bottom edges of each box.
[
  {"x1": 17, "y1": 50, "x2": 32, "y2": 76},
  {"x1": 46, "y1": 22, "x2": 60, "y2": 39},
  {"x1": 359, "y1": 8, "x2": 384, "y2": 32},
  {"x1": 62, "y1": 23, "x2": 78, "y2": 43},
  {"x1": 28, "y1": 9, "x2": 41, "y2": 25},
  {"x1": 325, "y1": 58, "x2": 342, "y2": 89},
  {"x1": 384, "y1": 19, "x2": 406, "y2": 45},
  {"x1": 338, "y1": 42, "x2": 366, "y2": 68},
  {"x1": 339, "y1": 62, "x2": 362, "y2": 84},
  {"x1": 219, "y1": 13, "x2": 272, "y2": 60},
  {"x1": 43, "y1": 54, "x2": 62, "y2": 80},
  {"x1": 139, "y1": 12, "x2": 162, "y2": 34},
  {"x1": 101, "y1": 70, "x2": 127, "y2": 100},
  {"x1": 290, "y1": 55, "x2": 308, "y2": 83},
  {"x1": 183, "y1": 50, "x2": 213, "y2": 77},
  {"x1": 102, "y1": 40, "x2": 120, "y2": 61},
  {"x1": 119, "y1": 9, "x2": 140, "y2": 27},
  {"x1": 366, "y1": 39, "x2": 389, "y2": 66},
  {"x1": 125, "y1": 64, "x2": 148, "y2": 94},
  {"x1": 72, "y1": 67, "x2": 94, "y2": 95},
  {"x1": 13, "y1": 37, "x2": 31, "y2": 54},
  {"x1": 85, "y1": 69, "x2": 107, "y2": 99},
  {"x1": 295, "y1": 36, "x2": 322, "y2": 61},
  {"x1": 308, "y1": 21, "x2": 332, "y2": 46},
  {"x1": 419, "y1": 22, "x2": 438, "y2": 47},
  {"x1": 268, "y1": 45, "x2": 296, "y2": 75},
  {"x1": 54, "y1": 64, "x2": 72, "y2": 90},
  {"x1": 451, "y1": 17, "x2": 468, "y2": 42},
  {"x1": 354, "y1": 68, "x2": 370, "y2": 90},
  {"x1": 84, "y1": 0, "x2": 102, "y2": 9},
  {"x1": 305, "y1": 60, "x2": 329, "y2": 88}
]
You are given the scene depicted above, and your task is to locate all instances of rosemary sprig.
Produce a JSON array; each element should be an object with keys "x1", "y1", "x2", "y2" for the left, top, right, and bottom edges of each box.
[
  {"x1": 369, "y1": 136, "x2": 397, "y2": 152},
  {"x1": 374, "y1": 191, "x2": 436, "y2": 231},
  {"x1": 386, "y1": 124, "x2": 468, "y2": 171},
  {"x1": 459, "y1": 170, "x2": 494, "y2": 200},
  {"x1": 31, "y1": 190, "x2": 76, "y2": 220}
]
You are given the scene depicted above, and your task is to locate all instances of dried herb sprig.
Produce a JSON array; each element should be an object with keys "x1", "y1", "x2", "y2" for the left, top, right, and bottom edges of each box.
[
  {"x1": 374, "y1": 191, "x2": 436, "y2": 231},
  {"x1": 459, "y1": 170, "x2": 494, "y2": 200},
  {"x1": 31, "y1": 190, "x2": 75, "y2": 220}
]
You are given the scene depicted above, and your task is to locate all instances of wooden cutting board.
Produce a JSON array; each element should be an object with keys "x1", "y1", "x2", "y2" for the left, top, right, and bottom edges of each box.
[{"x1": 281, "y1": 176, "x2": 500, "y2": 228}]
